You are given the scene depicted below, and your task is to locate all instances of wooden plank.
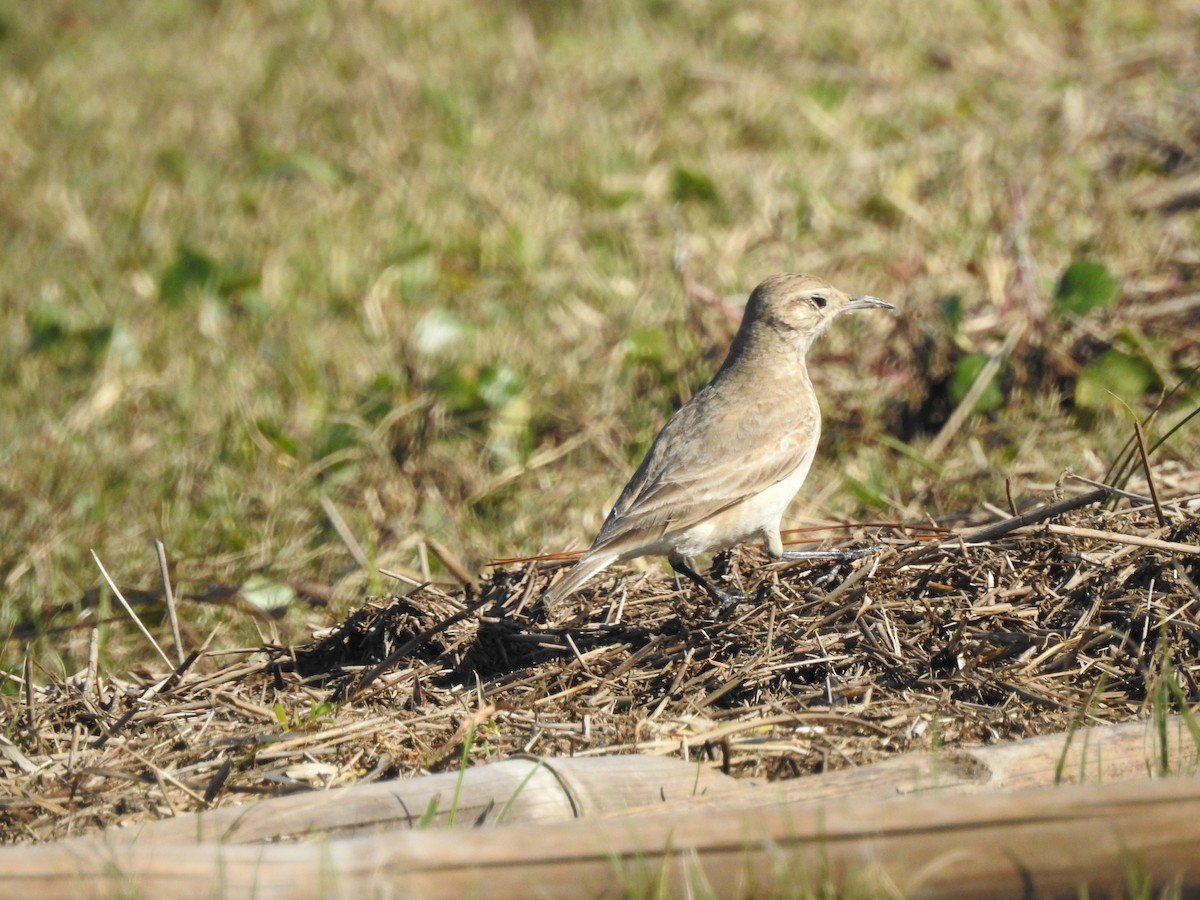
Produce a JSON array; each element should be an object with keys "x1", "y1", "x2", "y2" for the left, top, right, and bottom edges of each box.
[{"x1": 4, "y1": 774, "x2": 1200, "y2": 898}]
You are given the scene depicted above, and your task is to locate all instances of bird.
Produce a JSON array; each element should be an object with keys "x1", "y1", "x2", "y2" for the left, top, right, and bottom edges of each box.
[{"x1": 541, "y1": 273, "x2": 894, "y2": 615}]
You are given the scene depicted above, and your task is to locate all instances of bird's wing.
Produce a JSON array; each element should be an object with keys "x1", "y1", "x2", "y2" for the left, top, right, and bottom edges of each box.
[{"x1": 591, "y1": 385, "x2": 819, "y2": 555}]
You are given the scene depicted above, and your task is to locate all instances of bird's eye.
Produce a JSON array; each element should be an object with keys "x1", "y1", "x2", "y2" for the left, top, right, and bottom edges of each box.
[{"x1": 810, "y1": 294, "x2": 827, "y2": 309}]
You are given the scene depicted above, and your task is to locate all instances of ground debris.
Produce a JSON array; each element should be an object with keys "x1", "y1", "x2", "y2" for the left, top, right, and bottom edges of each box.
[{"x1": 4, "y1": 490, "x2": 1200, "y2": 843}]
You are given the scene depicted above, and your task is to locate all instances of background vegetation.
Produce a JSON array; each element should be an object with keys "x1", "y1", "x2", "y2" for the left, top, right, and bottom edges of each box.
[{"x1": 2, "y1": 0, "x2": 1198, "y2": 674}]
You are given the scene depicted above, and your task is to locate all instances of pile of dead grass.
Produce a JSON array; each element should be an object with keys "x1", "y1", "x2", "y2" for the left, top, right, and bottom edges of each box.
[{"x1": 3, "y1": 482, "x2": 1200, "y2": 844}]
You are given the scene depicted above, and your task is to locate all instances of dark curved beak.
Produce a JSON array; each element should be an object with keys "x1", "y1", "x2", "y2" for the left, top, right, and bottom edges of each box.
[{"x1": 845, "y1": 295, "x2": 895, "y2": 312}]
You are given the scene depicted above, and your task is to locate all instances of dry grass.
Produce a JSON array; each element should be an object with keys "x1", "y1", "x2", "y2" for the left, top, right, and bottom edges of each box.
[
  {"x1": 4, "y1": 483, "x2": 1199, "y2": 843},
  {"x1": 2, "y1": 0, "x2": 1200, "y2": 798}
]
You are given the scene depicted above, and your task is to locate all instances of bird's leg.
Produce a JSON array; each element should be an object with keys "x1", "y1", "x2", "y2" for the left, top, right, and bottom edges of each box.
[{"x1": 668, "y1": 553, "x2": 745, "y2": 610}]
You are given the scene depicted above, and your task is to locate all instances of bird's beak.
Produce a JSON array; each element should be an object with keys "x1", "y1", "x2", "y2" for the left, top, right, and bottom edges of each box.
[{"x1": 845, "y1": 295, "x2": 895, "y2": 312}]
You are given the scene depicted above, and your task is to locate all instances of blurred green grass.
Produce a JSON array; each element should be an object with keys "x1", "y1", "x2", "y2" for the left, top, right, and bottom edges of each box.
[{"x1": 2, "y1": 0, "x2": 1198, "y2": 673}]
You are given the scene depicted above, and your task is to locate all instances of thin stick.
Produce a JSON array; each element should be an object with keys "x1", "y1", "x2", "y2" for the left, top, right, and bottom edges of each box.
[
  {"x1": 86, "y1": 627, "x2": 100, "y2": 701},
  {"x1": 154, "y1": 539, "x2": 186, "y2": 666},
  {"x1": 426, "y1": 537, "x2": 480, "y2": 594},
  {"x1": 564, "y1": 632, "x2": 592, "y2": 675},
  {"x1": 1065, "y1": 473, "x2": 1151, "y2": 504},
  {"x1": 1044, "y1": 524, "x2": 1200, "y2": 556},
  {"x1": 23, "y1": 656, "x2": 36, "y2": 735},
  {"x1": 90, "y1": 550, "x2": 174, "y2": 669},
  {"x1": 379, "y1": 566, "x2": 425, "y2": 587},
  {"x1": 1133, "y1": 422, "x2": 1167, "y2": 527},
  {"x1": 958, "y1": 488, "x2": 1111, "y2": 544},
  {"x1": 318, "y1": 495, "x2": 369, "y2": 569}
]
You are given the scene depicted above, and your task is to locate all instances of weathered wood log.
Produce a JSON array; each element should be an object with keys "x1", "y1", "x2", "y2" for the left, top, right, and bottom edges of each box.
[
  {"x1": 4, "y1": 773, "x2": 1200, "y2": 898},
  {"x1": 660, "y1": 713, "x2": 1200, "y2": 812},
  {"x1": 87, "y1": 753, "x2": 746, "y2": 844},
  {"x1": 36, "y1": 716, "x2": 1198, "y2": 849}
]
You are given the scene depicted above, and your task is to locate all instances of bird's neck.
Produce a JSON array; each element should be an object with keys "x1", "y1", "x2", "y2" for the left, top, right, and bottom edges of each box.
[{"x1": 720, "y1": 322, "x2": 819, "y2": 375}]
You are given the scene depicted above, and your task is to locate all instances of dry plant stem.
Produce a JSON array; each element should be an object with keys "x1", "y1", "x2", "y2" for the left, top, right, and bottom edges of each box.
[
  {"x1": 318, "y1": 495, "x2": 369, "y2": 569},
  {"x1": 8, "y1": 500, "x2": 1199, "y2": 850},
  {"x1": 958, "y1": 487, "x2": 1112, "y2": 543},
  {"x1": 1043, "y1": 524, "x2": 1200, "y2": 555},
  {"x1": 85, "y1": 628, "x2": 99, "y2": 700},
  {"x1": 23, "y1": 655, "x2": 36, "y2": 734},
  {"x1": 425, "y1": 536, "x2": 480, "y2": 593},
  {"x1": 154, "y1": 539, "x2": 186, "y2": 667},
  {"x1": 1065, "y1": 472, "x2": 1151, "y2": 504},
  {"x1": 378, "y1": 566, "x2": 426, "y2": 587},
  {"x1": 89, "y1": 550, "x2": 174, "y2": 669},
  {"x1": 1134, "y1": 421, "x2": 1167, "y2": 527}
]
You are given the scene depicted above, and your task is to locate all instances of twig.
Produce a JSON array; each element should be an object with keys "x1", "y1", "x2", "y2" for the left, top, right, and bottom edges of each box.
[
  {"x1": 821, "y1": 554, "x2": 881, "y2": 606},
  {"x1": 426, "y1": 537, "x2": 480, "y2": 594},
  {"x1": 318, "y1": 495, "x2": 369, "y2": 569},
  {"x1": 1044, "y1": 524, "x2": 1200, "y2": 556},
  {"x1": 564, "y1": 632, "x2": 592, "y2": 675},
  {"x1": 116, "y1": 745, "x2": 208, "y2": 806},
  {"x1": 90, "y1": 550, "x2": 174, "y2": 669},
  {"x1": 958, "y1": 488, "x2": 1111, "y2": 544},
  {"x1": 23, "y1": 656, "x2": 36, "y2": 736},
  {"x1": 380, "y1": 566, "x2": 429, "y2": 587},
  {"x1": 1064, "y1": 473, "x2": 1151, "y2": 504},
  {"x1": 1133, "y1": 422, "x2": 1167, "y2": 527},
  {"x1": 154, "y1": 539, "x2": 186, "y2": 666},
  {"x1": 85, "y1": 627, "x2": 100, "y2": 701}
]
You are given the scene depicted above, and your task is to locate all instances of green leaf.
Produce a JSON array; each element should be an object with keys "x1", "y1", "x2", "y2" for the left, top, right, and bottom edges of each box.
[
  {"x1": 429, "y1": 362, "x2": 480, "y2": 413},
  {"x1": 316, "y1": 421, "x2": 354, "y2": 460},
  {"x1": 669, "y1": 166, "x2": 720, "y2": 205},
  {"x1": 256, "y1": 419, "x2": 300, "y2": 457},
  {"x1": 241, "y1": 576, "x2": 297, "y2": 616},
  {"x1": 253, "y1": 147, "x2": 352, "y2": 185},
  {"x1": 159, "y1": 246, "x2": 220, "y2": 306},
  {"x1": 948, "y1": 353, "x2": 1004, "y2": 414},
  {"x1": 1074, "y1": 348, "x2": 1158, "y2": 412},
  {"x1": 936, "y1": 295, "x2": 963, "y2": 332},
  {"x1": 29, "y1": 310, "x2": 68, "y2": 351},
  {"x1": 843, "y1": 475, "x2": 886, "y2": 509},
  {"x1": 1055, "y1": 259, "x2": 1118, "y2": 316},
  {"x1": 807, "y1": 78, "x2": 848, "y2": 110},
  {"x1": 308, "y1": 701, "x2": 334, "y2": 721},
  {"x1": 476, "y1": 363, "x2": 524, "y2": 409},
  {"x1": 622, "y1": 327, "x2": 668, "y2": 367}
]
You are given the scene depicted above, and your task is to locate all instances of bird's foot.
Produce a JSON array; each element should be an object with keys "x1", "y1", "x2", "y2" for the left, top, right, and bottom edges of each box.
[
  {"x1": 670, "y1": 554, "x2": 749, "y2": 618},
  {"x1": 775, "y1": 541, "x2": 885, "y2": 564},
  {"x1": 811, "y1": 565, "x2": 845, "y2": 588},
  {"x1": 700, "y1": 585, "x2": 750, "y2": 621}
]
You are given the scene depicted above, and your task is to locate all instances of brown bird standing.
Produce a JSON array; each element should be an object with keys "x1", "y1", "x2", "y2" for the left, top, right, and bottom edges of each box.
[{"x1": 542, "y1": 273, "x2": 894, "y2": 614}]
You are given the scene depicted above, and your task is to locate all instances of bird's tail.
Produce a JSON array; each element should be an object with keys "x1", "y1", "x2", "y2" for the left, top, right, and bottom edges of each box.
[{"x1": 540, "y1": 551, "x2": 618, "y2": 615}]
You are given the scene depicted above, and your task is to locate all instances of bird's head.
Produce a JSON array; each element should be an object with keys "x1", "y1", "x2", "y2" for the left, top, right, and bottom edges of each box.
[{"x1": 741, "y1": 273, "x2": 894, "y2": 351}]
